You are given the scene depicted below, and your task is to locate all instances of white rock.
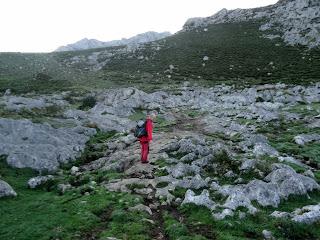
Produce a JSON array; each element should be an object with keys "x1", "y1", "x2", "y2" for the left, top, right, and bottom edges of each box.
[
  {"x1": 262, "y1": 230, "x2": 275, "y2": 240},
  {"x1": 213, "y1": 209, "x2": 234, "y2": 220},
  {"x1": 71, "y1": 166, "x2": 79, "y2": 175},
  {"x1": 27, "y1": 175, "x2": 54, "y2": 189},
  {"x1": 182, "y1": 189, "x2": 216, "y2": 210},
  {"x1": 0, "y1": 180, "x2": 17, "y2": 198}
]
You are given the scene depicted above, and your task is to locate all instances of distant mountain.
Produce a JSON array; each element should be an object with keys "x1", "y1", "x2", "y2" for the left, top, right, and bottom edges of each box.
[{"x1": 55, "y1": 31, "x2": 172, "y2": 52}]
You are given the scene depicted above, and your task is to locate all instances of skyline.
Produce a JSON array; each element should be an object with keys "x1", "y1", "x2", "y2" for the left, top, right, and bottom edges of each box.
[{"x1": 0, "y1": 0, "x2": 278, "y2": 52}]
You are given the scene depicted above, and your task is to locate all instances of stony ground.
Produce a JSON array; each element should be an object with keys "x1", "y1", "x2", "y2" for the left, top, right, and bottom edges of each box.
[{"x1": 0, "y1": 82, "x2": 320, "y2": 239}]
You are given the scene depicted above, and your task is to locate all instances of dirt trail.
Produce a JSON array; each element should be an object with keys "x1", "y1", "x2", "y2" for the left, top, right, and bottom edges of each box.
[{"x1": 88, "y1": 112, "x2": 208, "y2": 240}]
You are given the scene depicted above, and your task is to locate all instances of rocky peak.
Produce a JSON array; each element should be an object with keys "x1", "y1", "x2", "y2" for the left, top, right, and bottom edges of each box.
[{"x1": 183, "y1": 0, "x2": 320, "y2": 48}]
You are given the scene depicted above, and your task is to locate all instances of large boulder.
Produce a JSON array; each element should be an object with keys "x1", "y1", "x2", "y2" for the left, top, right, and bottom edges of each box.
[
  {"x1": 264, "y1": 165, "x2": 320, "y2": 199},
  {"x1": 0, "y1": 118, "x2": 96, "y2": 172}
]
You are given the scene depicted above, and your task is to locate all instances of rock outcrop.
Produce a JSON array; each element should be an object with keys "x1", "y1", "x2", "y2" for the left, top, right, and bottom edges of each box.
[{"x1": 0, "y1": 118, "x2": 96, "y2": 172}]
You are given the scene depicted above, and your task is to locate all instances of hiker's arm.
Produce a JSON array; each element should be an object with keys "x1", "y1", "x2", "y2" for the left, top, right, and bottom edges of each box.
[{"x1": 146, "y1": 120, "x2": 153, "y2": 141}]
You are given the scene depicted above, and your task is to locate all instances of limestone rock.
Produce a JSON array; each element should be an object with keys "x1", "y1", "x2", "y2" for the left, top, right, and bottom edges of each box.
[
  {"x1": 294, "y1": 134, "x2": 320, "y2": 145},
  {"x1": 271, "y1": 204, "x2": 320, "y2": 225},
  {"x1": 0, "y1": 180, "x2": 17, "y2": 198},
  {"x1": 129, "y1": 204, "x2": 153, "y2": 215},
  {"x1": 182, "y1": 189, "x2": 216, "y2": 210},
  {"x1": 57, "y1": 183, "x2": 72, "y2": 194},
  {"x1": 264, "y1": 165, "x2": 320, "y2": 199},
  {"x1": 0, "y1": 118, "x2": 96, "y2": 172},
  {"x1": 166, "y1": 162, "x2": 200, "y2": 178},
  {"x1": 262, "y1": 230, "x2": 275, "y2": 240},
  {"x1": 175, "y1": 174, "x2": 209, "y2": 189},
  {"x1": 213, "y1": 209, "x2": 234, "y2": 220},
  {"x1": 292, "y1": 204, "x2": 320, "y2": 224},
  {"x1": 27, "y1": 175, "x2": 54, "y2": 189},
  {"x1": 70, "y1": 166, "x2": 79, "y2": 175}
]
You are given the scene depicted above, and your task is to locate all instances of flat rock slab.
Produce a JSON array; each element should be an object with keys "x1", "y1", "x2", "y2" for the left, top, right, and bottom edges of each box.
[{"x1": 0, "y1": 118, "x2": 96, "y2": 172}]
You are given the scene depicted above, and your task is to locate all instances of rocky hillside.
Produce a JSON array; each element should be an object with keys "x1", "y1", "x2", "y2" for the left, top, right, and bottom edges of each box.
[
  {"x1": 0, "y1": 82, "x2": 320, "y2": 239},
  {"x1": 183, "y1": 0, "x2": 320, "y2": 48},
  {"x1": 55, "y1": 31, "x2": 171, "y2": 52},
  {"x1": 1, "y1": 0, "x2": 319, "y2": 95}
]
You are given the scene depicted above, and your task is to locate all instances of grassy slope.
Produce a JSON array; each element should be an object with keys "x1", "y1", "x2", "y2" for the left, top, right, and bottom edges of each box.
[
  {"x1": 0, "y1": 161, "x2": 151, "y2": 240},
  {"x1": 103, "y1": 21, "x2": 320, "y2": 85},
  {"x1": 1, "y1": 21, "x2": 319, "y2": 94}
]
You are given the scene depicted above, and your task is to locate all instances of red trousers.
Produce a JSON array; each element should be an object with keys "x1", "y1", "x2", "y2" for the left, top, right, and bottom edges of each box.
[{"x1": 140, "y1": 141, "x2": 149, "y2": 163}]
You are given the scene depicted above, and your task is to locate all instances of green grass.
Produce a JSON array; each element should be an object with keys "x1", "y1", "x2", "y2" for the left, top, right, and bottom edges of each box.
[
  {"x1": 171, "y1": 187, "x2": 187, "y2": 199},
  {"x1": 154, "y1": 167, "x2": 169, "y2": 177},
  {"x1": 0, "y1": 104, "x2": 63, "y2": 123},
  {"x1": 287, "y1": 103, "x2": 320, "y2": 118},
  {"x1": 182, "y1": 109, "x2": 204, "y2": 118},
  {"x1": 257, "y1": 119, "x2": 320, "y2": 166},
  {"x1": 163, "y1": 211, "x2": 208, "y2": 240},
  {"x1": 99, "y1": 209, "x2": 151, "y2": 240},
  {"x1": 129, "y1": 108, "x2": 146, "y2": 121},
  {"x1": 0, "y1": 156, "x2": 150, "y2": 240},
  {"x1": 154, "y1": 116, "x2": 176, "y2": 133}
]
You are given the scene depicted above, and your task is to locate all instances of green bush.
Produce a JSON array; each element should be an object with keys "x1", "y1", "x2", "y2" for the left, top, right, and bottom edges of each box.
[
  {"x1": 79, "y1": 96, "x2": 97, "y2": 110},
  {"x1": 276, "y1": 219, "x2": 319, "y2": 240},
  {"x1": 35, "y1": 72, "x2": 52, "y2": 81}
]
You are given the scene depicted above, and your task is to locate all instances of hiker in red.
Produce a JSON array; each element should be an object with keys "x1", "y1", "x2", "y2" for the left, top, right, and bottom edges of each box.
[{"x1": 139, "y1": 113, "x2": 156, "y2": 163}]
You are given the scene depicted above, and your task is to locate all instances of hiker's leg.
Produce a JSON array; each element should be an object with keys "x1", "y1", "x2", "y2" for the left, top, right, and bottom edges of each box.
[
  {"x1": 145, "y1": 141, "x2": 150, "y2": 161},
  {"x1": 141, "y1": 141, "x2": 149, "y2": 163},
  {"x1": 140, "y1": 142, "x2": 145, "y2": 162}
]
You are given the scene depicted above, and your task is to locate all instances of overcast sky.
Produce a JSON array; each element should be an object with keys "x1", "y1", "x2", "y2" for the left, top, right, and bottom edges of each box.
[{"x1": 0, "y1": 0, "x2": 278, "y2": 52}]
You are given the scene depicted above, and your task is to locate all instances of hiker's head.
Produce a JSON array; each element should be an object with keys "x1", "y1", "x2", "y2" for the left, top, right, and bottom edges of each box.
[{"x1": 147, "y1": 111, "x2": 157, "y2": 120}]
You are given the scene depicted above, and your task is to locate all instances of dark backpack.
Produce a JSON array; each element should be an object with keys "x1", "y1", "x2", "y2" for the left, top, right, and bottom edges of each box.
[{"x1": 134, "y1": 120, "x2": 147, "y2": 138}]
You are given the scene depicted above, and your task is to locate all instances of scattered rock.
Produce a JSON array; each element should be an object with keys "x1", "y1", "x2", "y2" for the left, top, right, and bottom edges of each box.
[
  {"x1": 213, "y1": 208, "x2": 234, "y2": 220},
  {"x1": 4, "y1": 89, "x2": 11, "y2": 96},
  {"x1": 292, "y1": 203, "x2": 320, "y2": 224},
  {"x1": 57, "y1": 183, "x2": 72, "y2": 194},
  {"x1": 27, "y1": 175, "x2": 54, "y2": 189},
  {"x1": 271, "y1": 204, "x2": 320, "y2": 225},
  {"x1": 262, "y1": 229, "x2": 275, "y2": 240},
  {"x1": 294, "y1": 134, "x2": 320, "y2": 145},
  {"x1": 182, "y1": 189, "x2": 215, "y2": 210},
  {"x1": 129, "y1": 204, "x2": 153, "y2": 215},
  {"x1": 70, "y1": 166, "x2": 79, "y2": 175},
  {"x1": 0, "y1": 180, "x2": 17, "y2": 198}
]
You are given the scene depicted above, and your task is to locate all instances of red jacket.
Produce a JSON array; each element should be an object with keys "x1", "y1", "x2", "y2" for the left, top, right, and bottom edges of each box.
[{"x1": 139, "y1": 119, "x2": 153, "y2": 142}]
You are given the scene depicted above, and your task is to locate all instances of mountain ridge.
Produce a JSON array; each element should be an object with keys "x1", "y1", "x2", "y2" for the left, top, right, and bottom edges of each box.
[{"x1": 55, "y1": 31, "x2": 171, "y2": 52}]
